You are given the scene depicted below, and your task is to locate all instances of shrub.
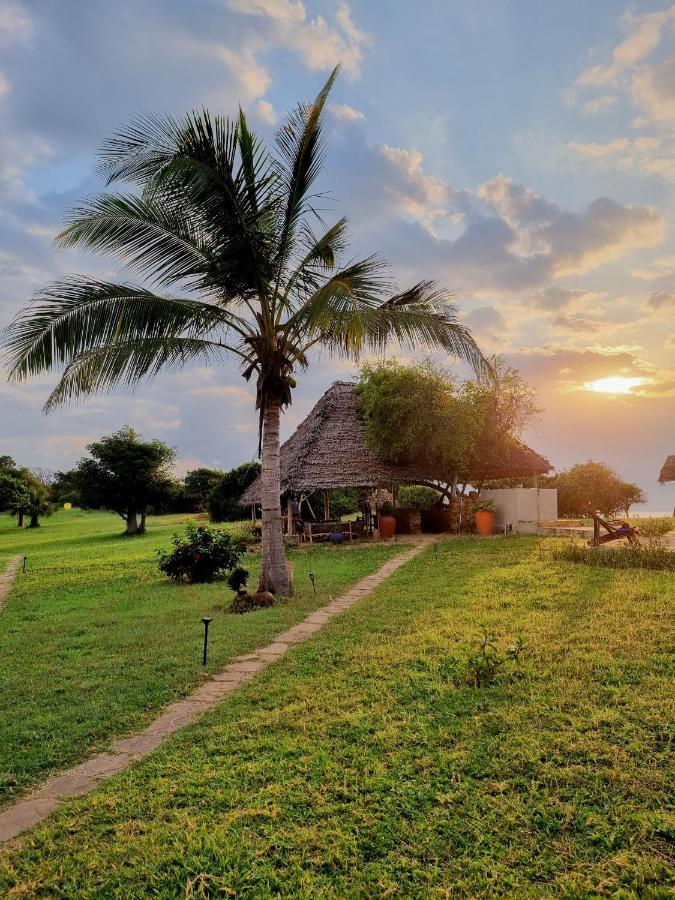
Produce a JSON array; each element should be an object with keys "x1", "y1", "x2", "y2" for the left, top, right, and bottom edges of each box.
[
  {"x1": 451, "y1": 627, "x2": 526, "y2": 688},
  {"x1": 397, "y1": 485, "x2": 441, "y2": 509},
  {"x1": 632, "y1": 516, "x2": 674, "y2": 538},
  {"x1": 472, "y1": 499, "x2": 496, "y2": 513},
  {"x1": 157, "y1": 522, "x2": 243, "y2": 583},
  {"x1": 552, "y1": 539, "x2": 674, "y2": 572}
]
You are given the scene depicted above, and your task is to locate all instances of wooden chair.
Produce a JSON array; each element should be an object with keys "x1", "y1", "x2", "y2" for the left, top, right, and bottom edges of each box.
[{"x1": 588, "y1": 512, "x2": 640, "y2": 547}]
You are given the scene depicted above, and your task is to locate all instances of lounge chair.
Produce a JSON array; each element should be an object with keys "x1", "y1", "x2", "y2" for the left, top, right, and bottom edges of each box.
[{"x1": 588, "y1": 512, "x2": 640, "y2": 547}]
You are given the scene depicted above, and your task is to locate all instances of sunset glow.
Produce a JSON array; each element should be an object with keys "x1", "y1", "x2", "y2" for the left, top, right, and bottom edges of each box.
[{"x1": 584, "y1": 376, "x2": 648, "y2": 395}]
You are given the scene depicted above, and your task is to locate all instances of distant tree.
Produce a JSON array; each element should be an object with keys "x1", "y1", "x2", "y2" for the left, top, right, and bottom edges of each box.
[
  {"x1": 49, "y1": 469, "x2": 82, "y2": 506},
  {"x1": 616, "y1": 482, "x2": 647, "y2": 517},
  {"x1": 73, "y1": 428, "x2": 177, "y2": 534},
  {"x1": 544, "y1": 461, "x2": 645, "y2": 518},
  {"x1": 184, "y1": 467, "x2": 225, "y2": 512},
  {"x1": 25, "y1": 482, "x2": 52, "y2": 528},
  {"x1": 0, "y1": 461, "x2": 50, "y2": 527},
  {"x1": 208, "y1": 462, "x2": 261, "y2": 522},
  {"x1": 0, "y1": 455, "x2": 16, "y2": 472},
  {"x1": 0, "y1": 473, "x2": 29, "y2": 519}
]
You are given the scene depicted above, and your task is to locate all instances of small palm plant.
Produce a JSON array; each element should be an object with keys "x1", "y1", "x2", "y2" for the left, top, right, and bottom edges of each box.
[{"x1": 2, "y1": 68, "x2": 488, "y2": 592}]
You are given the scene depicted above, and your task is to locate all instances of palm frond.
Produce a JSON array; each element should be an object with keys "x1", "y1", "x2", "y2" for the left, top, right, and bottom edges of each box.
[
  {"x1": 3, "y1": 278, "x2": 247, "y2": 382},
  {"x1": 273, "y1": 66, "x2": 339, "y2": 284},
  {"x1": 286, "y1": 274, "x2": 490, "y2": 375},
  {"x1": 56, "y1": 194, "x2": 212, "y2": 289},
  {"x1": 43, "y1": 337, "x2": 234, "y2": 411}
]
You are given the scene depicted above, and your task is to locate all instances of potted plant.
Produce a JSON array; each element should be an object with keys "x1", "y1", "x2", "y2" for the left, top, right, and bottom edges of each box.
[
  {"x1": 472, "y1": 499, "x2": 496, "y2": 536},
  {"x1": 378, "y1": 501, "x2": 397, "y2": 539}
]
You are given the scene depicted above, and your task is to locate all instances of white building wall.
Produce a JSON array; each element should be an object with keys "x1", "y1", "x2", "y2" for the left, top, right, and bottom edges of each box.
[{"x1": 481, "y1": 488, "x2": 557, "y2": 534}]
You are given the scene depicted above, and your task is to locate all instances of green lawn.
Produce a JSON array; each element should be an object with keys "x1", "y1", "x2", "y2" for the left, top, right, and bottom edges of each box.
[
  {"x1": 0, "y1": 535, "x2": 672, "y2": 896},
  {"x1": 0, "y1": 509, "x2": 400, "y2": 806}
]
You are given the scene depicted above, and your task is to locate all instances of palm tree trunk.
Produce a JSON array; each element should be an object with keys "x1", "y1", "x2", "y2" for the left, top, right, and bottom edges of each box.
[
  {"x1": 17, "y1": 511, "x2": 24, "y2": 528},
  {"x1": 259, "y1": 403, "x2": 292, "y2": 594}
]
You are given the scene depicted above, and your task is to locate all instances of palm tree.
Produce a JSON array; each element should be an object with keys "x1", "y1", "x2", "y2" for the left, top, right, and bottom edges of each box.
[{"x1": 2, "y1": 68, "x2": 488, "y2": 592}]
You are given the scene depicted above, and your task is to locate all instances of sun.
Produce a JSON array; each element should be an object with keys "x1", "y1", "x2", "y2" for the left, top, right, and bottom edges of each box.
[{"x1": 584, "y1": 376, "x2": 647, "y2": 395}]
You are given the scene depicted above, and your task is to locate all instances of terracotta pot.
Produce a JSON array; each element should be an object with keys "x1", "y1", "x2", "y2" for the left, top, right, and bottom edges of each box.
[
  {"x1": 474, "y1": 510, "x2": 494, "y2": 536},
  {"x1": 378, "y1": 514, "x2": 397, "y2": 539}
]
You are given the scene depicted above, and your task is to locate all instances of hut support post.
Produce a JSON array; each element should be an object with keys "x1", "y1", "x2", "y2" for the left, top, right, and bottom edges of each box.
[
  {"x1": 286, "y1": 494, "x2": 293, "y2": 534},
  {"x1": 322, "y1": 491, "x2": 330, "y2": 521}
]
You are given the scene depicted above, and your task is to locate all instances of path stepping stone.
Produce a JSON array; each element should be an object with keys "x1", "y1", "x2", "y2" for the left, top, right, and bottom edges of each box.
[
  {"x1": 0, "y1": 537, "x2": 432, "y2": 849},
  {"x1": 0, "y1": 556, "x2": 21, "y2": 611}
]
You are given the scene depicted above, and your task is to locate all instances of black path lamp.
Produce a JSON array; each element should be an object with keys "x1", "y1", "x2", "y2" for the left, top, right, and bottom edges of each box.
[
  {"x1": 201, "y1": 617, "x2": 212, "y2": 665},
  {"x1": 309, "y1": 572, "x2": 316, "y2": 595}
]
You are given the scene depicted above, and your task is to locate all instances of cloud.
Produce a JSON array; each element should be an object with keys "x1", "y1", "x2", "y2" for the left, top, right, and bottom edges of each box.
[
  {"x1": 227, "y1": 0, "x2": 369, "y2": 77},
  {"x1": 254, "y1": 99, "x2": 276, "y2": 124},
  {"x1": 571, "y1": 4, "x2": 675, "y2": 134},
  {"x1": 329, "y1": 102, "x2": 364, "y2": 121},
  {"x1": 527, "y1": 285, "x2": 603, "y2": 313},
  {"x1": 0, "y1": 2, "x2": 31, "y2": 43},
  {"x1": 575, "y1": 5, "x2": 675, "y2": 89},
  {"x1": 645, "y1": 290, "x2": 675, "y2": 311},
  {"x1": 463, "y1": 306, "x2": 513, "y2": 350},
  {"x1": 581, "y1": 94, "x2": 619, "y2": 115},
  {"x1": 338, "y1": 139, "x2": 665, "y2": 296},
  {"x1": 509, "y1": 343, "x2": 675, "y2": 398},
  {"x1": 666, "y1": 334, "x2": 675, "y2": 349},
  {"x1": 550, "y1": 314, "x2": 605, "y2": 334}
]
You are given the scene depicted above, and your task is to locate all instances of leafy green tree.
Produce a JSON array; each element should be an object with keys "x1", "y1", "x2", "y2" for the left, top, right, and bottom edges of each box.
[
  {"x1": 184, "y1": 467, "x2": 225, "y2": 511},
  {"x1": 544, "y1": 461, "x2": 645, "y2": 518},
  {"x1": 72, "y1": 428, "x2": 176, "y2": 534},
  {"x1": 208, "y1": 462, "x2": 261, "y2": 522},
  {"x1": 0, "y1": 460, "x2": 49, "y2": 527},
  {"x1": 459, "y1": 357, "x2": 541, "y2": 485},
  {"x1": 358, "y1": 360, "x2": 481, "y2": 497},
  {"x1": 0, "y1": 473, "x2": 29, "y2": 519},
  {"x1": 3, "y1": 70, "x2": 486, "y2": 592}
]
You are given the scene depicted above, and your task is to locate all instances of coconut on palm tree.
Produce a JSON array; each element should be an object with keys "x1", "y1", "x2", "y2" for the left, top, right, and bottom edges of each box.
[{"x1": 2, "y1": 68, "x2": 488, "y2": 593}]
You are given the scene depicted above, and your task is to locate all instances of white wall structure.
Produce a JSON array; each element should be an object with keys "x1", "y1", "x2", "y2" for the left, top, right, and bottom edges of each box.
[{"x1": 481, "y1": 488, "x2": 557, "y2": 534}]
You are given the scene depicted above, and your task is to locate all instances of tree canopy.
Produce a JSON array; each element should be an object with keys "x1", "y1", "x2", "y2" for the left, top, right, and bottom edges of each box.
[
  {"x1": 357, "y1": 358, "x2": 540, "y2": 494},
  {"x1": 544, "y1": 461, "x2": 645, "y2": 517},
  {"x1": 72, "y1": 428, "x2": 176, "y2": 534}
]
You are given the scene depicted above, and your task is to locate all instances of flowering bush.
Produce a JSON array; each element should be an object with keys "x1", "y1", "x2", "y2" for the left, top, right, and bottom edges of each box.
[{"x1": 157, "y1": 521, "x2": 243, "y2": 583}]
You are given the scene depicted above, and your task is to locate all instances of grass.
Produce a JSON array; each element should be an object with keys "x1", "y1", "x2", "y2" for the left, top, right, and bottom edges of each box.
[
  {"x1": 1, "y1": 535, "x2": 673, "y2": 896},
  {"x1": 0, "y1": 509, "x2": 400, "y2": 806}
]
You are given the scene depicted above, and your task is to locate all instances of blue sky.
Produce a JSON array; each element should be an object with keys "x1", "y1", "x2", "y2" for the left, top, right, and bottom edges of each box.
[{"x1": 1, "y1": 0, "x2": 673, "y2": 508}]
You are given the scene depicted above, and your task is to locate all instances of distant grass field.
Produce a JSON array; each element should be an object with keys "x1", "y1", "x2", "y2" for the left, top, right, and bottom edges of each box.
[
  {"x1": 0, "y1": 509, "x2": 400, "y2": 805},
  {"x1": 0, "y1": 535, "x2": 672, "y2": 896}
]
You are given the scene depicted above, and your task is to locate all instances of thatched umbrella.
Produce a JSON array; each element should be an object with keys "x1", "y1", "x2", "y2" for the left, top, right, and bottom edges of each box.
[
  {"x1": 658, "y1": 455, "x2": 675, "y2": 484},
  {"x1": 241, "y1": 382, "x2": 551, "y2": 513}
]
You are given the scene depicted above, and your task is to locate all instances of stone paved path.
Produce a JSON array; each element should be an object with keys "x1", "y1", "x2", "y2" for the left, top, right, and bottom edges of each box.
[
  {"x1": 0, "y1": 555, "x2": 21, "y2": 611},
  {"x1": 0, "y1": 538, "x2": 433, "y2": 848}
]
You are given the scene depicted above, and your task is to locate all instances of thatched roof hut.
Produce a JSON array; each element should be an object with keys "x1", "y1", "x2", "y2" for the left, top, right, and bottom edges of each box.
[
  {"x1": 241, "y1": 381, "x2": 551, "y2": 504},
  {"x1": 659, "y1": 455, "x2": 675, "y2": 484}
]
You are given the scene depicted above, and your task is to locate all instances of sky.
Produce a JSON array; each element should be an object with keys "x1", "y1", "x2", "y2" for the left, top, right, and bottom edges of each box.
[{"x1": 0, "y1": 0, "x2": 673, "y2": 510}]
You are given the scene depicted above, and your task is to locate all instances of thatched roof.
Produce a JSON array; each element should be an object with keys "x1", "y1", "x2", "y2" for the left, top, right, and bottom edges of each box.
[
  {"x1": 659, "y1": 455, "x2": 675, "y2": 483},
  {"x1": 241, "y1": 381, "x2": 552, "y2": 504}
]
